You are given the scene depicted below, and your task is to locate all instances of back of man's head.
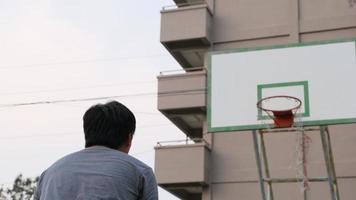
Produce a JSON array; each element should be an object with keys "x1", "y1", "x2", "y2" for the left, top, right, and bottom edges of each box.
[{"x1": 83, "y1": 101, "x2": 136, "y2": 150}]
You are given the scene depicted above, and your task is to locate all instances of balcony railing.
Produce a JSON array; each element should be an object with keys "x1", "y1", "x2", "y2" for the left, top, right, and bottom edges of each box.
[
  {"x1": 154, "y1": 138, "x2": 211, "y2": 199},
  {"x1": 156, "y1": 137, "x2": 209, "y2": 147},
  {"x1": 162, "y1": 0, "x2": 206, "y2": 11},
  {"x1": 157, "y1": 69, "x2": 206, "y2": 138},
  {"x1": 160, "y1": 2, "x2": 212, "y2": 68}
]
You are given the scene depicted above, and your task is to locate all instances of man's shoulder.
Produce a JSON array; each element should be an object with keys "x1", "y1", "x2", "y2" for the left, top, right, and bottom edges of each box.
[
  {"x1": 112, "y1": 148, "x2": 152, "y2": 171},
  {"x1": 35, "y1": 146, "x2": 157, "y2": 200},
  {"x1": 60, "y1": 146, "x2": 151, "y2": 170}
]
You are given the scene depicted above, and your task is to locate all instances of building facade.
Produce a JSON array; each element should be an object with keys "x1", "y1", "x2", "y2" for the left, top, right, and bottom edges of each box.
[{"x1": 155, "y1": 0, "x2": 356, "y2": 199}]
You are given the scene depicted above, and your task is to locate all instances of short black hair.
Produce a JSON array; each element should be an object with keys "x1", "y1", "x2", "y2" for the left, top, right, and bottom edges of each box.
[{"x1": 83, "y1": 101, "x2": 136, "y2": 149}]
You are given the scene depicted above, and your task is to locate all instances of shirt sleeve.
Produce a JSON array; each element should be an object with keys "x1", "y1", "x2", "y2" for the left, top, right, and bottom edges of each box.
[
  {"x1": 34, "y1": 171, "x2": 46, "y2": 200},
  {"x1": 139, "y1": 168, "x2": 158, "y2": 200}
]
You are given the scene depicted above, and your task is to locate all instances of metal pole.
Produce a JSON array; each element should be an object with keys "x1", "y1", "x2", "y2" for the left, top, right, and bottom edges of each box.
[
  {"x1": 320, "y1": 126, "x2": 340, "y2": 200},
  {"x1": 301, "y1": 130, "x2": 309, "y2": 200},
  {"x1": 324, "y1": 126, "x2": 340, "y2": 200},
  {"x1": 252, "y1": 130, "x2": 267, "y2": 200},
  {"x1": 259, "y1": 131, "x2": 274, "y2": 200}
]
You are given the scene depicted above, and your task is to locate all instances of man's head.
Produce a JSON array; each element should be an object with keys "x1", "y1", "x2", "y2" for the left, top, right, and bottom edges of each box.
[{"x1": 83, "y1": 101, "x2": 136, "y2": 152}]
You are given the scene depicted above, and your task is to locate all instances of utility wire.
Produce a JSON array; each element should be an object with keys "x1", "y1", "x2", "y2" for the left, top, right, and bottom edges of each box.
[
  {"x1": 47, "y1": 101, "x2": 161, "y2": 116},
  {"x1": 0, "y1": 92, "x2": 157, "y2": 108},
  {"x1": 0, "y1": 80, "x2": 156, "y2": 96},
  {"x1": 0, "y1": 124, "x2": 172, "y2": 140},
  {"x1": 0, "y1": 54, "x2": 168, "y2": 70},
  {"x1": 0, "y1": 88, "x2": 206, "y2": 108},
  {"x1": 0, "y1": 150, "x2": 156, "y2": 185}
]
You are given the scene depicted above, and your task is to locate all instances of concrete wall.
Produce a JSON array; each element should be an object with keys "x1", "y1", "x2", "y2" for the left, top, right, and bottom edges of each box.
[
  {"x1": 212, "y1": 0, "x2": 356, "y2": 50},
  {"x1": 204, "y1": 0, "x2": 356, "y2": 200},
  {"x1": 158, "y1": 0, "x2": 356, "y2": 199},
  {"x1": 203, "y1": 1, "x2": 356, "y2": 199},
  {"x1": 206, "y1": 124, "x2": 356, "y2": 200}
]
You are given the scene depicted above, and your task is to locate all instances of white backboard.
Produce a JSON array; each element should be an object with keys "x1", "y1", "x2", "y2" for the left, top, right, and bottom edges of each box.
[{"x1": 208, "y1": 40, "x2": 356, "y2": 132}]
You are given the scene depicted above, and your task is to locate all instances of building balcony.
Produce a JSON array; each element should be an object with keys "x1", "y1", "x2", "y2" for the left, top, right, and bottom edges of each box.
[
  {"x1": 172, "y1": 0, "x2": 207, "y2": 6},
  {"x1": 157, "y1": 69, "x2": 206, "y2": 139},
  {"x1": 160, "y1": 2, "x2": 213, "y2": 69},
  {"x1": 154, "y1": 139, "x2": 211, "y2": 200}
]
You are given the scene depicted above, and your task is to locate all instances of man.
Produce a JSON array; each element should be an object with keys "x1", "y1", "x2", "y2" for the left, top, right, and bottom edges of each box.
[{"x1": 35, "y1": 101, "x2": 158, "y2": 200}]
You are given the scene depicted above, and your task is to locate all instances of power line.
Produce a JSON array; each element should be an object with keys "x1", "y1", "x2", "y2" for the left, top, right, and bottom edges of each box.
[
  {"x1": 44, "y1": 101, "x2": 162, "y2": 116},
  {"x1": 0, "y1": 124, "x2": 172, "y2": 140},
  {"x1": 0, "y1": 88, "x2": 206, "y2": 108},
  {"x1": 0, "y1": 92, "x2": 157, "y2": 108},
  {"x1": 0, "y1": 150, "x2": 155, "y2": 185},
  {"x1": 0, "y1": 132, "x2": 79, "y2": 139},
  {"x1": 0, "y1": 54, "x2": 169, "y2": 70},
  {"x1": 0, "y1": 80, "x2": 156, "y2": 96}
]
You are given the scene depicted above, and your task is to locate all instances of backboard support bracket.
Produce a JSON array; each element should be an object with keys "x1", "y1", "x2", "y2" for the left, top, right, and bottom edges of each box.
[{"x1": 252, "y1": 126, "x2": 340, "y2": 200}]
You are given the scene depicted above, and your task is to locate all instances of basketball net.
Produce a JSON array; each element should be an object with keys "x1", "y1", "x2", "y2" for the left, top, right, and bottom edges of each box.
[
  {"x1": 294, "y1": 111, "x2": 312, "y2": 193},
  {"x1": 259, "y1": 105, "x2": 312, "y2": 193}
]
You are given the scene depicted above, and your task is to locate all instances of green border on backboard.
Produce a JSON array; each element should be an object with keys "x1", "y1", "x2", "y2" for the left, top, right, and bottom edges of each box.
[
  {"x1": 207, "y1": 38, "x2": 356, "y2": 132},
  {"x1": 257, "y1": 81, "x2": 310, "y2": 120}
]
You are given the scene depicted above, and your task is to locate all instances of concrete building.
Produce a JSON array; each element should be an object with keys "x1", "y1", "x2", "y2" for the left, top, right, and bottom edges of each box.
[{"x1": 154, "y1": 0, "x2": 356, "y2": 199}]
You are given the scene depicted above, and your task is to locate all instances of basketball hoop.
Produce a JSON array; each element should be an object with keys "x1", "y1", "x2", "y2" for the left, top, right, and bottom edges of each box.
[{"x1": 257, "y1": 95, "x2": 302, "y2": 128}]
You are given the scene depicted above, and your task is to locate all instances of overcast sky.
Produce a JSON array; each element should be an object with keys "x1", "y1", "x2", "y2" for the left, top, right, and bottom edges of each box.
[{"x1": 0, "y1": 0, "x2": 183, "y2": 199}]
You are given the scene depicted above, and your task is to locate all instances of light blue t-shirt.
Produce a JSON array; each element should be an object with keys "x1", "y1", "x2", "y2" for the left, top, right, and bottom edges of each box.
[{"x1": 35, "y1": 146, "x2": 158, "y2": 200}]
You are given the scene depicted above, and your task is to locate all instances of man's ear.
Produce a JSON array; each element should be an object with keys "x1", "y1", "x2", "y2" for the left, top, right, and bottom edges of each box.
[
  {"x1": 119, "y1": 134, "x2": 133, "y2": 153},
  {"x1": 126, "y1": 134, "x2": 133, "y2": 148}
]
